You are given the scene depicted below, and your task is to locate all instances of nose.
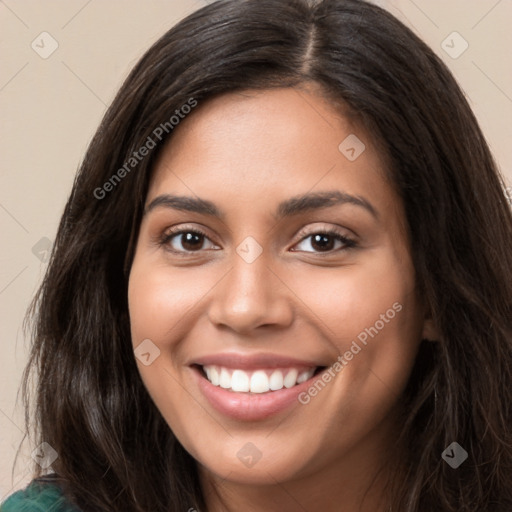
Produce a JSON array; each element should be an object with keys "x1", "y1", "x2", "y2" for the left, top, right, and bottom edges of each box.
[{"x1": 207, "y1": 252, "x2": 294, "y2": 334}]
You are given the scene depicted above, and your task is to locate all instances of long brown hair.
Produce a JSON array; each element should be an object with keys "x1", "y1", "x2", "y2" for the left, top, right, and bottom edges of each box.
[{"x1": 21, "y1": 0, "x2": 512, "y2": 510}]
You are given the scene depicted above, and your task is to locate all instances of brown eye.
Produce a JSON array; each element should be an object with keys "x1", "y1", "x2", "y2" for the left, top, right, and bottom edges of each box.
[
  {"x1": 160, "y1": 229, "x2": 218, "y2": 253},
  {"x1": 174, "y1": 232, "x2": 205, "y2": 251},
  {"x1": 292, "y1": 230, "x2": 356, "y2": 253}
]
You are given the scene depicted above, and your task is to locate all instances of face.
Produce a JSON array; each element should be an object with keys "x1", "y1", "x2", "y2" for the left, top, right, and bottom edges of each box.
[{"x1": 128, "y1": 86, "x2": 434, "y2": 489}]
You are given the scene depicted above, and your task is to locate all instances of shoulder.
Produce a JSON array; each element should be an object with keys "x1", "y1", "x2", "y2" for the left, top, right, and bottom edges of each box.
[{"x1": 0, "y1": 478, "x2": 80, "y2": 512}]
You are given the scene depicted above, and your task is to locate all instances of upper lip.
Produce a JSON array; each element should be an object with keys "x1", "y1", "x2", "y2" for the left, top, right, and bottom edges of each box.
[{"x1": 190, "y1": 352, "x2": 328, "y2": 370}]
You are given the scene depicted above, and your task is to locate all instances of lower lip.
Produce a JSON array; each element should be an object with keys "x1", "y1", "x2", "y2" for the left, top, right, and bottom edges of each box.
[{"x1": 192, "y1": 366, "x2": 322, "y2": 421}]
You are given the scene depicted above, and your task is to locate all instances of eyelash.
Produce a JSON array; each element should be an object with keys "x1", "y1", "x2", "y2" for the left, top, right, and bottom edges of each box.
[
  {"x1": 293, "y1": 227, "x2": 357, "y2": 252},
  {"x1": 158, "y1": 226, "x2": 357, "y2": 255}
]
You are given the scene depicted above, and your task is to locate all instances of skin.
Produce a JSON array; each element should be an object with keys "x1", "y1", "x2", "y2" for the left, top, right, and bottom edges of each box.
[{"x1": 128, "y1": 85, "x2": 438, "y2": 512}]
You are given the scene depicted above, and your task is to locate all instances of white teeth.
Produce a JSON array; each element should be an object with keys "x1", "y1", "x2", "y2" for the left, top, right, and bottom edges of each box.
[
  {"x1": 210, "y1": 366, "x2": 220, "y2": 386},
  {"x1": 296, "y1": 369, "x2": 310, "y2": 384},
  {"x1": 283, "y1": 368, "x2": 298, "y2": 388},
  {"x1": 202, "y1": 365, "x2": 316, "y2": 393},
  {"x1": 250, "y1": 371, "x2": 269, "y2": 393},
  {"x1": 231, "y1": 370, "x2": 250, "y2": 392},
  {"x1": 219, "y1": 368, "x2": 231, "y2": 389},
  {"x1": 269, "y1": 370, "x2": 284, "y2": 390}
]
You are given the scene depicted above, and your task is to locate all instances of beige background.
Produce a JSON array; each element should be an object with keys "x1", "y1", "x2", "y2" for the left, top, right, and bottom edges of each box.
[{"x1": 1, "y1": 0, "x2": 511, "y2": 501}]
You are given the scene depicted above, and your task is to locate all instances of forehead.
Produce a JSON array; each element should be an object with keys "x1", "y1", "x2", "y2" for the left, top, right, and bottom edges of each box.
[{"x1": 146, "y1": 87, "x2": 403, "y2": 233}]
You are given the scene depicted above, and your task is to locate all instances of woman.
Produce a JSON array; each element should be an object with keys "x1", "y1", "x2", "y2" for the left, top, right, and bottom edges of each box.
[{"x1": 2, "y1": 0, "x2": 511, "y2": 511}]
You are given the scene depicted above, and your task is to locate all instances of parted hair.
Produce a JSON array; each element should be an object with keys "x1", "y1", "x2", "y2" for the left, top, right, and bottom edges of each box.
[{"x1": 21, "y1": 0, "x2": 512, "y2": 510}]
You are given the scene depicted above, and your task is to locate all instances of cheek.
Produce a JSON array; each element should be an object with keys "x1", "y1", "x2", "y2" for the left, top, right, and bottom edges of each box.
[
  {"x1": 286, "y1": 250, "x2": 416, "y2": 339},
  {"x1": 128, "y1": 260, "x2": 213, "y2": 345},
  {"x1": 127, "y1": 260, "x2": 215, "y2": 444},
  {"x1": 288, "y1": 252, "x2": 422, "y2": 399}
]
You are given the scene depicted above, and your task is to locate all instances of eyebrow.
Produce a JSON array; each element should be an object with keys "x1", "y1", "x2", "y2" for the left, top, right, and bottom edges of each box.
[{"x1": 144, "y1": 190, "x2": 378, "y2": 220}]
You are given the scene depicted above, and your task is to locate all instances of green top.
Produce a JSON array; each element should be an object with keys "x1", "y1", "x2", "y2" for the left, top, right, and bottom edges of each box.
[{"x1": 0, "y1": 479, "x2": 80, "y2": 512}]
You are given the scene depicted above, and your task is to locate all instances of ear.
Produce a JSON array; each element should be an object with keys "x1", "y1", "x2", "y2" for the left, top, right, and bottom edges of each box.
[
  {"x1": 421, "y1": 306, "x2": 440, "y2": 341},
  {"x1": 421, "y1": 319, "x2": 439, "y2": 341}
]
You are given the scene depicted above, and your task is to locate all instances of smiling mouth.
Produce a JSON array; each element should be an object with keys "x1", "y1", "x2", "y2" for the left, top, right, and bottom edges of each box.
[{"x1": 194, "y1": 364, "x2": 327, "y2": 393}]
